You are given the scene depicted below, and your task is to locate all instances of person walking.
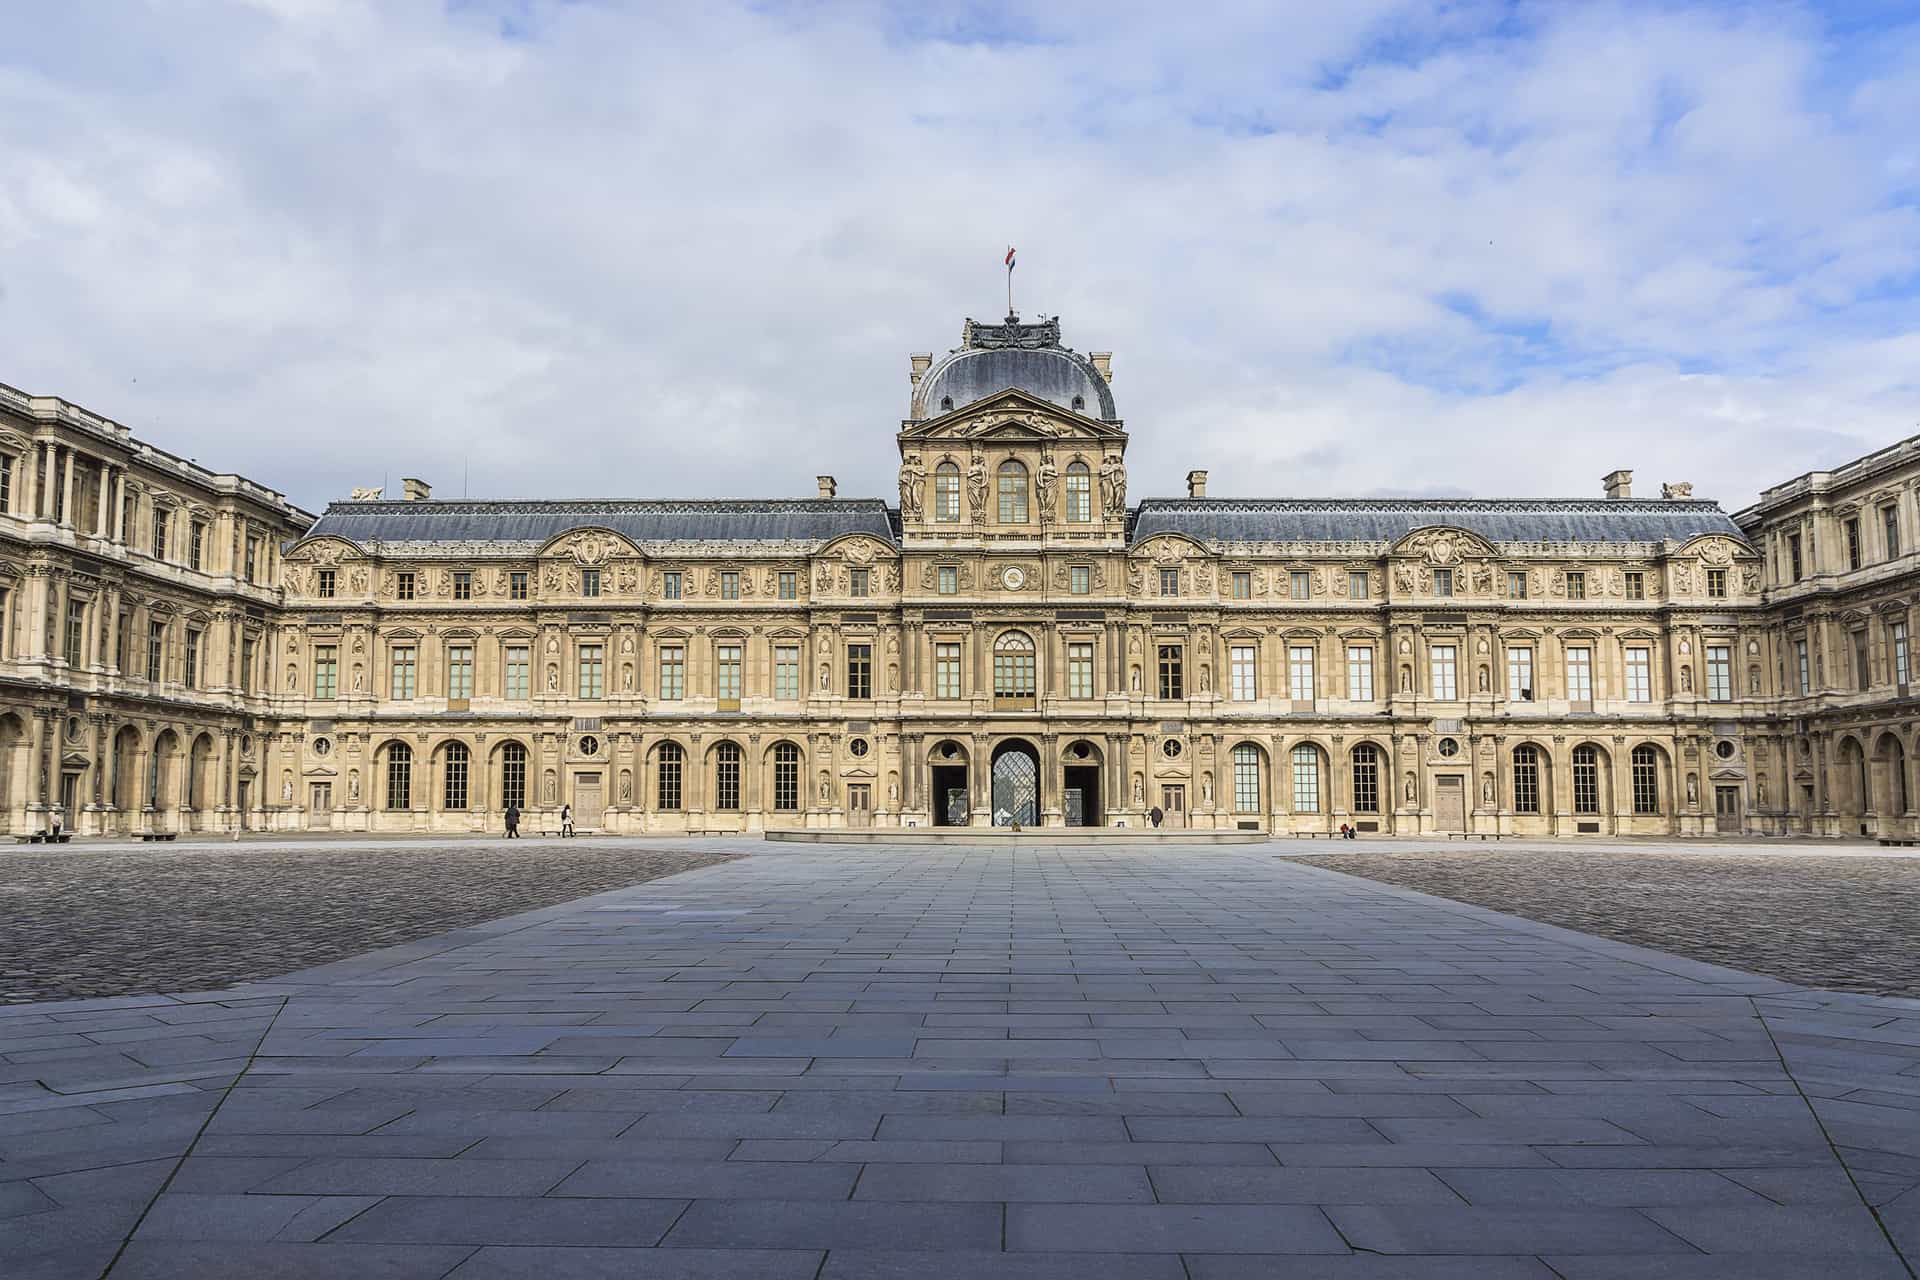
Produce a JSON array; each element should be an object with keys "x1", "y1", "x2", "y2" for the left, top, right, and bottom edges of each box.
[
  {"x1": 504, "y1": 802, "x2": 521, "y2": 839},
  {"x1": 560, "y1": 803, "x2": 573, "y2": 838}
]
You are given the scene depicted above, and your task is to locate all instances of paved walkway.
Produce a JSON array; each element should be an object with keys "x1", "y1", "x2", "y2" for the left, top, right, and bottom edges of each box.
[{"x1": 3, "y1": 842, "x2": 1917, "y2": 1277}]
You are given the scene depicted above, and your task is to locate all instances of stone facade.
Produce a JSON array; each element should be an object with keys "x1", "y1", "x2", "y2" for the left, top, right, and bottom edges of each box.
[{"x1": 3, "y1": 314, "x2": 1916, "y2": 838}]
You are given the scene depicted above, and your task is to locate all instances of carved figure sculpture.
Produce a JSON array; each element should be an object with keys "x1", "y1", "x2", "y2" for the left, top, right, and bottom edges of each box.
[
  {"x1": 1099, "y1": 454, "x2": 1126, "y2": 511},
  {"x1": 1036, "y1": 453, "x2": 1058, "y2": 520},
  {"x1": 966, "y1": 458, "x2": 988, "y2": 516},
  {"x1": 898, "y1": 452, "x2": 924, "y2": 517}
]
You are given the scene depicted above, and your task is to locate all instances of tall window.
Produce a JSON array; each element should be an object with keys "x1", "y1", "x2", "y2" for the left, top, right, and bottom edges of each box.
[
  {"x1": 452, "y1": 571, "x2": 472, "y2": 600},
  {"x1": 1566, "y1": 645, "x2": 1592, "y2": 703},
  {"x1": 1892, "y1": 621, "x2": 1910, "y2": 686},
  {"x1": 1572, "y1": 745, "x2": 1599, "y2": 815},
  {"x1": 1624, "y1": 571, "x2": 1644, "y2": 600},
  {"x1": 1430, "y1": 644, "x2": 1457, "y2": 700},
  {"x1": 0, "y1": 454, "x2": 11, "y2": 511},
  {"x1": 501, "y1": 741, "x2": 527, "y2": 811},
  {"x1": 1885, "y1": 504, "x2": 1902, "y2": 560},
  {"x1": 505, "y1": 645, "x2": 529, "y2": 699},
  {"x1": 1291, "y1": 745, "x2": 1321, "y2": 813},
  {"x1": 64, "y1": 598, "x2": 85, "y2": 666},
  {"x1": 845, "y1": 643, "x2": 870, "y2": 699},
  {"x1": 713, "y1": 742, "x2": 742, "y2": 810},
  {"x1": 240, "y1": 637, "x2": 255, "y2": 693},
  {"x1": 444, "y1": 742, "x2": 470, "y2": 810},
  {"x1": 997, "y1": 460, "x2": 1029, "y2": 522},
  {"x1": 1065, "y1": 462, "x2": 1091, "y2": 521},
  {"x1": 447, "y1": 644, "x2": 474, "y2": 698},
  {"x1": 775, "y1": 644, "x2": 800, "y2": 699},
  {"x1": 245, "y1": 537, "x2": 260, "y2": 581},
  {"x1": 1347, "y1": 646, "x2": 1374, "y2": 701},
  {"x1": 720, "y1": 571, "x2": 740, "y2": 600},
  {"x1": 391, "y1": 645, "x2": 417, "y2": 699},
  {"x1": 183, "y1": 628, "x2": 201, "y2": 688},
  {"x1": 1159, "y1": 568, "x2": 1179, "y2": 597},
  {"x1": 1233, "y1": 745, "x2": 1262, "y2": 813},
  {"x1": 1788, "y1": 533, "x2": 1803, "y2": 581},
  {"x1": 1156, "y1": 644, "x2": 1183, "y2": 700},
  {"x1": 663, "y1": 572, "x2": 681, "y2": 600},
  {"x1": 717, "y1": 642, "x2": 742, "y2": 706},
  {"x1": 581, "y1": 568, "x2": 601, "y2": 598},
  {"x1": 1846, "y1": 518, "x2": 1862, "y2": 571},
  {"x1": 1625, "y1": 646, "x2": 1651, "y2": 703},
  {"x1": 656, "y1": 742, "x2": 683, "y2": 810},
  {"x1": 1289, "y1": 645, "x2": 1315, "y2": 701},
  {"x1": 849, "y1": 569, "x2": 869, "y2": 598},
  {"x1": 189, "y1": 521, "x2": 205, "y2": 571},
  {"x1": 386, "y1": 742, "x2": 413, "y2": 809},
  {"x1": 1230, "y1": 645, "x2": 1256, "y2": 701},
  {"x1": 936, "y1": 642, "x2": 963, "y2": 699},
  {"x1": 1507, "y1": 647, "x2": 1534, "y2": 701},
  {"x1": 1513, "y1": 745, "x2": 1540, "y2": 814},
  {"x1": 1852, "y1": 630, "x2": 1870, "y2": 692},
  {"x1": 659, "y1": 645, "x2": 685, "y2": 699},
  {"x1": 1068, "y1": 643, "x2": 1096, "y2": 698},
  {"x1": 773, "y1": 742, "x2": 801, "y2": 811},
  {"x1": 313, "y1": 643, "x2": 337, "y2": 698},
  {"x1": 1630, "y1": 744, "x2": 1659, "y2": 815},
  {"x1": 934, "y1": 463, "x2": 960, "y2": 521},
  {"x1": 316, "y1": 568, "x2": 336, "y2": 598},
  {"x1": 397, "y1": 571, "x2": 416, "y2": 600},
  {"x1": 148, "y1": 620, "x2": 165, "y2": 682},
  {"x1": 1707, "y1": 644, "x2": 1732, "y2": 701},
  {"x1": 1795, "y1": 638, "x2": 1810, "y2": 693},
  {"x1": 153, "y1": 509, "x2": 170, "y2": 560},
  {"x1": 578, "y1": 643, "x2": 604, "y2": 699},
  {"x1": 1070, "y1": 565, "x2": 1090, "y2": 595},
  {"x1": 995, "y1": 632, "x2": 1037, "y2": 708},
  {"x1": 1351, "y1": 744, "x2": 1379, "y2": 813},
  {"x1": 939, "y1": 565, "x2": 959, "y2": 594},
  {"x1": 1895, "y1": 740, "x2": 1912, "y2": 814},
  {"x1": 778, "y1": 571, "x2": 797, "y2": 599}
]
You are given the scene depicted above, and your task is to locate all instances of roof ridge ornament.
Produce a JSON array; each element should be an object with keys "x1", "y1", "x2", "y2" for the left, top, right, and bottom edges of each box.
[{"x1": 963, "y1": 315, "x2": 1062, "y2": 351}]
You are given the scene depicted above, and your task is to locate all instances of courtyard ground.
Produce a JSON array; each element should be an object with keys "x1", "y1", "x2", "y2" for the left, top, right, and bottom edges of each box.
[{"x1": 1, "y1": 837, "x2": 1916, "y2": 1276}]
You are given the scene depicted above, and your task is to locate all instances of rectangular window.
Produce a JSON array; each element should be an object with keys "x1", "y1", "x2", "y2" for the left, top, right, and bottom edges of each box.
[
  {"x1": 846, "y1": 643, "x2": 871, "y2": 699},
  {"x1": 774, "y1": 644, "x2": 800, "y2": 698},
  {"x1": 994, "y1": 639, "x2": 1036, "y2": 706},
  {"x1": 0, "y1": 454, "x2": 10, "y2": 511},
  {"x1": 452, "y1": 571, "x2": 472, "y2": 601},
  {"x1": 1893, "y1": 621, "x2": 1910, "y2": 687},
  {"x1": 1068, "y1": 642, "x2": 1095, "y2": 698},
  {"x1": 447, "y1": 644, "x2": 473, "y2": 698},
  {"x1": 1159, "y1": 568, "x2": 1179, "y2": 597},
  {"x1": 1795, "y1": 638, "x2": 1810, "y2": 693},
  {"x1": 939, "y1": 565, "x2": 958, "y2": 595},
  {"x1": 715, "y1": 749, "x2": 741, "y2": 810},
  {"x1": 1572, "y1": 751, "x2": 1599, "y2": 814},
  {"x1": 1508, "y1": 570, "x2": 1529, "y2": 599},
  {"x1": 657, "y1": 750, "x2": 682, "y2": 810},
  {"x1": 935, "y1": 642, "x2": 962, "y2": 699},
  {"x1": 145, "y1": 620, "x2": 165, "y2": 682},
  {"x1": 1625, "y1": 646, "x2": 1651, "y2": 702},
  {"x1": 1349, "y1": 570, "x2": 1369, "y2": 599},
  {"x1": 1429, "y1": 644, "x2": 1457, "y2": 700},
  {"x1": 1789, "y1": 533, "x2": 1803, "y2": 581},
  {"x1": 848, "y1": 568, "x2": 869, "y2": 598},
  {"x1": 315, "y1": 568, "x2": 336, "y2": 598},
  {"x1": 581, "y1": 568, "x2": 600, "y2": 598},
  {"x1": 716, "y1": 642, "x2": 741, "y2": 706},
  {"x1": 397, "y1": 571, "x2": 416, "y2": 600},
  {"x1": 1846, "y1": 519, "x2": 1862, "y2": 571},
  {"x1": 1292, "y1": 749, "x2": 1320, "y2": 813},
  {"x1": 1507, "y1": 647, "x2": 1534, "y2": 701},
  {"x1": 245, "y1": 537, "x2": 259, "y2": 582},
  {"x1": 505, "y1": 645, "x2": 529, "y2": 699},
  {"x1": 1706, "y1": 568, "x2": 1727, "y2": 598},
  {"x1": 1513, "y1": 749, "x2": 1540, "y2": 814},
  {"x1": 64, "y1": 598, "x2": 85, "y2": 667},
  {"x1": 1885, "y1": 505, "x2": 1902, "y2": 560},
  {"x1": 189, "y1": 521, "x2": 205, "y2": 571},
  {"x1": 1565, "y1": 571, "x2": 1585, "y2": 600},
  {"x1": 1289, "y1": 645, "x2": 1315, "y2": 702},
  {"x1": 1624, "y1": 571, "x2": 1644, "y2": 600},
  {"x1": 1708, "y1": 644, "x2": 1733, "y2": 701},
  {"x1": 240, "y1": 636, "x2": 255, "y2": 693},
  {"x1": 1566, "y1": 645, "x2": 1592, "y2": 703},
  {"x1": 117, "y1": 610, "x2": 131, "y2": 672},
  {"x1": 313, "y1": 643, "x2": 337, "y2": 699},
  {"x1": 1433, "y1": 568, "x2": 1453, "y2": 597},
  {"x1": 1290, "y1": 570, "x2": 1310, "y2": 600},
  {"x1": 1346, "y1": 646, "x2": 1374, "y2": 701},
  {"x1": 390, "y1": 645, "x2": 417, "y2": 699},
  {"x1": 578, "y1": 643, "x2": 604, "y2": 699},
  {"x1": 778, "y1": 571, "x2": 797, "y2": 600},
  {"x1": 720, "y1": 571, "x2": 740, "y2": 599},
  {"x1": 1852, "y1": 631, "x2": 1869, "y2": 693},
  {"x1": 1231, "y1": 571, "x2": 1251, "y2": 600},
  {"x1": 659, "y1": 645, "x2": 685, "y2": 699},
  {"x1": 1071, "y1": 565, "x2": 1090, "y2": 595},
  {"x1": 1157, "y1": 644, "x2": 1183, "y2": 700},
  {"x1": 1230, "y1": 644, "x2": 1256, "y2": 701},
  {"x1": 153, "y1": 509, "x2": 169, "y2": 560},
  {"x1": 663, "y1": 571, "x2": 681, "y2": 600}
]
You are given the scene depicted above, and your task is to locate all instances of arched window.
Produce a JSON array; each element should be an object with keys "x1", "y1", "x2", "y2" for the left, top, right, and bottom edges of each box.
[
  {"x1": 501, "y1": 741, "x2": 527, "y2": 811},
  {"x1": 1233, "y1": 745, "x2": 1262, "y2": 813},
  {"x1": 443, "y1": 741, "x2": 470, "y2": 810},
  {"x1": 1350, "y1": 744, "x2": 1379, "y2": 813},
  {"x1": 1630, "y1": 745, "x2": 1659, "y2": 815},
  {"x1": 934, "y1": 463, "x2": 961, "y2": 522},
  {"x1": 993, "y1": 631, "x2": 1036, "y2": 709},
  {"x1": 714, "y1": 742, "x2": 743, "y2": 811},
  {"x1": 386, "y1": 742, "x2": 413, "y2": 810},
  {"x1": 657, "y1": 742, "x2": 683, "y2": 811},
  {"x1": 1065, "y1": 462, "x2": 1091, "y2": 522},
  {"x1": 773, "y1": 743, "x2": 801, "y2": 812},
  {"x1": 997, "y1": 460, "x2": 1029, "y2": 523},
  {"x1": 1572, "y1": 745, "x2": 1600, "y2": 815},
  {"x1": 1291, "y1": 745, "x2": 1321, "y2": 814},
  {"x1": 1513, "y1": 745, "x2": 1540, "y2": 814}
]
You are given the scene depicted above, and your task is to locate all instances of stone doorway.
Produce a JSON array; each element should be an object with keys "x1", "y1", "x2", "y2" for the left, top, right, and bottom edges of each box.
[
  {"x1": 1434, "y1": 774, "x2": 1467, "y2": 831},
  {"x1": 991, "y1": 741, "x2": 1039, "y2": 827}
]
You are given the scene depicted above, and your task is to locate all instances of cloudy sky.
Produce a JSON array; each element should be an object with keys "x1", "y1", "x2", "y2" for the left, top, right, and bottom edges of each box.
[{"x1": 3, "y1": 1, "x2": 1917, "y2": 515}]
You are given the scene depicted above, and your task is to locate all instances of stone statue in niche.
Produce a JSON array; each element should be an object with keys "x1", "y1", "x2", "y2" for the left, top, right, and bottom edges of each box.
[
  {"x1": 351, "y1": 665, "x2": 364, "y2": 692},
  {"x1": 287, "y1": 666, "x2": 299, "y2": 692},
  {"x1": 544, "y1": 769, "x2": 557, "y2": 803},
  {"x1": 1478, "y1": 665, "x2": 1490, "y2": 692},
  {"x1": 1405, "y1": 772, "x2": 1417, "y2": 802},
  {"x1": 1482, "y1": 773, "x2": 1495, "y2": 805},
  {"x1": 348, "y1": 769, "x2": 360, "y2": 802},
  {"x1": 898, "y1": 452, "x2": 924, "y2": 517},
  {"x1": 281, "y1": 772, "x2": 293, "y2": 804},
  {"x1": 547, "y1": 665, "x2": 559, "y2": 691},
  {"x1": 1757, "y1": 776, "x2": 1768, "y2": 807},
  {"x1": 1680, "y1": 665, "x2": 1693, "y2": 693},
  {"x1": 1400, "y1": 666, "x2": 1413, "y2": 693},
  {"x1": 1686, "y1": 773, "x2": 1699, "y2": 807},
  {"x1": 819, "y1": 662, "x2": 831, "y2": 690},
  {"x1": 623, "y1": 664, "x2": 635, "y2": 691},
  {"x1": 619, "y1": 770, "x2": 633, "y2": 804},
  {"x1": 1198, "y1": 665, "x2": 1211, "y2": 693},
  {"x1": 1132, "y1": 777, "x2": 1145, "y2": 807},
  {"x1": 1201, "y1": 774, "x2": 1212, "y2": 807}
]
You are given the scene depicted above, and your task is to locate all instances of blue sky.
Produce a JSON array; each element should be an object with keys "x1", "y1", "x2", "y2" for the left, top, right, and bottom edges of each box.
[{"x1": 1, "y1": 0, "x2": 1916, "y2": 511}]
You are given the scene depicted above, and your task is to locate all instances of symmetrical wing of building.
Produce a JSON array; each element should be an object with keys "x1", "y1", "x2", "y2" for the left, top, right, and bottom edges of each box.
[{"x1": 2, "y1": 314, "x2": 1915, "y2": 837}]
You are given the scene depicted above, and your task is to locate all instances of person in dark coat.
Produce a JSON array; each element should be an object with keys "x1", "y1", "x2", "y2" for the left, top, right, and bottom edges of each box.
[
  {"x1": 1148, "y1": 805, "x2": 1164, "y2": 828},
  {"x1": 505, "y1": 803, "x2": 521, "y2": 838}
]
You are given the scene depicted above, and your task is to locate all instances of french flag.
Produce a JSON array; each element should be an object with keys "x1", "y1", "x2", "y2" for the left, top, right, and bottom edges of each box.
[{"x1": 1005, "y1": 246, "x2": 1016, "y2": 270}]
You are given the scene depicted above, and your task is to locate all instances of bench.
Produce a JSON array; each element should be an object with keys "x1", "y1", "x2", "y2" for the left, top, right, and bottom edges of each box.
[
  {"x1": 12, "y1": 833, "x2": 73, "y2": 845},
  {"x1": 136, "y1": 832, "x2": 178, "y2": 842},
  {"x1": 1444, "y1": 831, "x2": 1505, "y2": 841},
  {"x1": 1878, "y1": 837, "x2": 1916, "y2": 848}
]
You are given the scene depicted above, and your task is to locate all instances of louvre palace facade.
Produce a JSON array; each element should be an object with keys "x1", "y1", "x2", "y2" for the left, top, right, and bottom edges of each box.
[{"x1": 3, "y1": 313, "x2": 1918, "y2": 839}]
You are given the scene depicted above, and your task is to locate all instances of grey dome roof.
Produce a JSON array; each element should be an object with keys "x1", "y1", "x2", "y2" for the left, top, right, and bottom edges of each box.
[{"x1": 911, "y1": 315, "x2": 1117, "y2": 421}]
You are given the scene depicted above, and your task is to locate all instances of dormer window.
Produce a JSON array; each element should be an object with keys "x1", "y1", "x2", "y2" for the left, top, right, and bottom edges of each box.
[
  {"x1": 1071, "y1": 395, "x2": 1085, "y2": 412},
  {"x1": 940, "y1": 396, "x2": 953, "y2": 412}
]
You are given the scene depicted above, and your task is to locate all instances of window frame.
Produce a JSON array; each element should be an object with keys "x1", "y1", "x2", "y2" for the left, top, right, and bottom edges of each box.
[
  {"x1": 1429, "y1": 643, "x2": 1458, "y2": 701},
  {"x1": 1229, "y1": 644, "x2": 1257, "y2": 702},
  {"x1": 1346, "y1": 645, "x2": 1374, "y2": 702},
  {"x1": 1507, "y1": 646, "x2": 1534, "y2": 702},
  {"x1": 996, "y1": 460, "x2": 1030, "y2": 523},
  {"x1": 1156, "y1": 644, "x2": 1183, "y2": 700}
]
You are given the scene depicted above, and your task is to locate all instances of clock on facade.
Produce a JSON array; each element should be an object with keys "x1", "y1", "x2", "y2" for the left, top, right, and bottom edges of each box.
[{"x1": 1001, "y1": 565, "x2": 1027, "y2": 590}]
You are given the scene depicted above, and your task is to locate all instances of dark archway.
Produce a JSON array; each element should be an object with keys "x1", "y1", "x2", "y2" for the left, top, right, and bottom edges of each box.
[
  {"x1": 1062, "y1": 739, "x2": 1102, "y2": 826},
  {"x1": 929, "y1": 739, "x2": 969, "y2": 826},
  {"x1": 991, "y1": 739, "x2": 1040, "y2": 827}
]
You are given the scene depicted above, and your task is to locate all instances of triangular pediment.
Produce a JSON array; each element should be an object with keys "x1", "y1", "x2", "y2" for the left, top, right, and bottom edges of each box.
[{"x1": 900, "y1": 388, "x2": 1126, "y2": 444}]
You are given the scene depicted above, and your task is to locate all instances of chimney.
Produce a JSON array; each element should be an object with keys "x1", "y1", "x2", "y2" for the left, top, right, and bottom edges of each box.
[
  {"x1": 816, "y1": 475, "x2": 837, "y2": 500},
  {"x1": 1089, "y1": 352, "x2": 1113, "y2": 382},
  {"x1": 1187, "y1": 470, "x2": 1209, "y2": 499},
  {"x1": 908, "y1": 353, "x2": 931, "y2": 385},
  {"x1": 402, "y1": 477, "x2": 432, "y2": 502},
  {"x1": 1602, "y1": 469, "x2": 1633, "y2": 500}
]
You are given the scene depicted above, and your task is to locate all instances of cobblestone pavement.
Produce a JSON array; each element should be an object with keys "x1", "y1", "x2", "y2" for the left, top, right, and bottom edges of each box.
[
  {"x1": 2, "y1": 841, "x2": 1915, "y2": 1278},
  {"x1": 1289, "y1": 844, "x2": 1920, "y2": 998},
  {"x1": 0, "y1": 840, "x2": 732, "y2": 1005}
]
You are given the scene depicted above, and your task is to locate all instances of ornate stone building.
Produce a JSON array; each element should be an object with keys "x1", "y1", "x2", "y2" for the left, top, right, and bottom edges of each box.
[{"x1": 4, "y1": 313, "x2": 1916, "y2": 838}]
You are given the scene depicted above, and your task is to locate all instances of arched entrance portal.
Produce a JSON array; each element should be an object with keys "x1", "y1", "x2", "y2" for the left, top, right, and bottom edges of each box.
[
  {"x1": 1062, "y1": 739, "x2": 1102, "y2": 826},
  {"x1": 991, "y1": 740, "x2": 1040, "y2": 827},
  {"x1": 928, "y1": 740, "x2": 969, "y2": 827}
]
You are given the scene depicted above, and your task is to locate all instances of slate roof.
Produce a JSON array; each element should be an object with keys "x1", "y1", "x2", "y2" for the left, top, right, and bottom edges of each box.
[
  {"x1": 913, "y1": 347, "x2": 1118, "y2": 421},
  {"x1": 299, "y1": 499, "x2": 896, "y2": 550},
  {"x1": 1132, "y1": 499, "x2": 1749, "y2": 548}
]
